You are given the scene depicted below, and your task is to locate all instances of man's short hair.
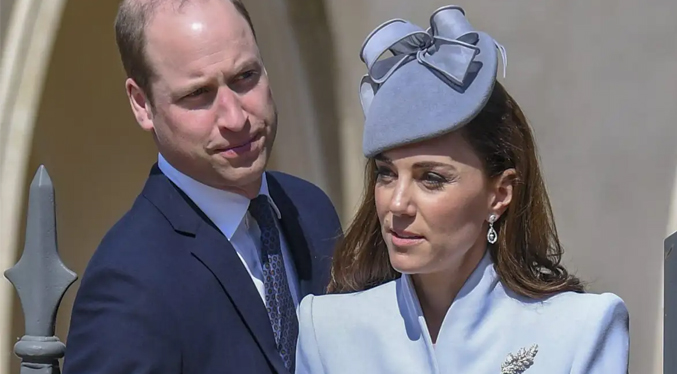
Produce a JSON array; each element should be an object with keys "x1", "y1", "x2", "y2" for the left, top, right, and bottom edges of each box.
[{"x1": 114, "y1": 0, "x2": 256, "y2": 104}]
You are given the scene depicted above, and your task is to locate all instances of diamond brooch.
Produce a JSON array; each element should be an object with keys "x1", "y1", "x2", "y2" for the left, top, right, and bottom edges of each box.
[{"x1": 500, "y1": 344, "x2": 538, "y2": 374}]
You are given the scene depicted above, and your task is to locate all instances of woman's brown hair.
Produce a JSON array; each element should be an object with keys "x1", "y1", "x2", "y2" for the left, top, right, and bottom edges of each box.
[{"x1": 328, "y1": 81, "x2": 584, "y2": 298}]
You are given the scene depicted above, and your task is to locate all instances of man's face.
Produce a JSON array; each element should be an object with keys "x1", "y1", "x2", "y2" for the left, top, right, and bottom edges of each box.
[{"x1": 127, "y1": 0, "x2": 277, "y2": 197}]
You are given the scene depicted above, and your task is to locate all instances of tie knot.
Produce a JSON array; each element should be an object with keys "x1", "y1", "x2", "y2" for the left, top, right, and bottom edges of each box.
[{"x1": 248, "y1": 195, "x2": 275, "y2": 226}]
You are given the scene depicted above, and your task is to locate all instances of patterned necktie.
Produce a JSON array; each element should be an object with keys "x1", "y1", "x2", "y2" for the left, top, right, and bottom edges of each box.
[{"x1": 248, "y1": 195, "x2": 298, "y2": 372}]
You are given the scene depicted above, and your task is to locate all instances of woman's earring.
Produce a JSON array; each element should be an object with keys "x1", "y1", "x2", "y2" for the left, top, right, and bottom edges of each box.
[{"x1": 487, "y1": 214, "x2": 498, "y2": 244}]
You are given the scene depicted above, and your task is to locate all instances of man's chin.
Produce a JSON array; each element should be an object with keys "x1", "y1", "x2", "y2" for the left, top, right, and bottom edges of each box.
[{"x1": 210, "y1": 159, "x2": 266, "y2": 194}]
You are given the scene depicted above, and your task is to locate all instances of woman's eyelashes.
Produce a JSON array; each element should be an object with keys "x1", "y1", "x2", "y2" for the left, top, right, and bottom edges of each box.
[
  {"x1": 420, "y1": 171, "x2": 450, "y2": 190},
  {"x1": 375, "y1": 166, "x2": 395, "y2": 183},
  {"x1": 375, "y1": 165, "x2": 455, "y2": 190}
]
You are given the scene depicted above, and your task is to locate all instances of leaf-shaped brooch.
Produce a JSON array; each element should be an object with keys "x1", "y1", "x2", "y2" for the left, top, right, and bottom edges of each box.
[{"x1": 500, "y1": 344, "x2": 538, "y2": 374}]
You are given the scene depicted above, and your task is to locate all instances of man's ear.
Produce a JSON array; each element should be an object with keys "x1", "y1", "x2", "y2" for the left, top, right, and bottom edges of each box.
[
  {"x1": 489, "y1": 168, "x2": 516, "y2": 217},
  {"x1": 126, "y1": 78, "x2": 154, "y2": 132}
]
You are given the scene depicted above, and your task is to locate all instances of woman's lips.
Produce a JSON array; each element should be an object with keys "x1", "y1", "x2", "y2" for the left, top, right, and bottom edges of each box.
[{"x1": 390, "y1": 229, "x2": 425, "y2": 247}]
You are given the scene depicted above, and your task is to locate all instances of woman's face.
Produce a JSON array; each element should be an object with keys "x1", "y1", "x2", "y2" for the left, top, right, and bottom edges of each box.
[{"x1": 374, "y1": 130, "x2": 512, "y2": 276}]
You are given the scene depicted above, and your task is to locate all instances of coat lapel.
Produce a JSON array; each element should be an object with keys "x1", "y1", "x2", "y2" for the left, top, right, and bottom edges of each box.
[
  {"x1": 141, "y1": 165, "x2": 289, "y2": 374},
  {"x1": 266, "y1": 175, "x2": 315, "y2": 297},
  {"x1": 190, "y1": 225, "x2": 289, "y2": 374}
]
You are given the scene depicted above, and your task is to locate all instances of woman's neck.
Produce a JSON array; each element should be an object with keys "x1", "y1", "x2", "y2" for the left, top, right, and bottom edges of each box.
[{"x1": 410, "y1": 246, "x2": 486, "y2": 344}]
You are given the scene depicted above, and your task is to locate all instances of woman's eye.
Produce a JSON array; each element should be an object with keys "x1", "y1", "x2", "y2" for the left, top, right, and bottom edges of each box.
[
  {"x1": 375, "y1": 167, "x2": 395, "y2": 182},
  {"x1": 421, "y1": 172, "x2": 448, "y2": 190}
]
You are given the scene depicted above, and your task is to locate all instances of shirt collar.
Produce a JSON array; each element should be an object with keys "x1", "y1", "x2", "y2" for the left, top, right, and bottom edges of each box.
[{"x1": 157, "y1": 153, "x2": 281, "y2": 240}]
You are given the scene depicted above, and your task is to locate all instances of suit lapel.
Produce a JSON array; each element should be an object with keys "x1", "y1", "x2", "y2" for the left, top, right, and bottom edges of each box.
[
  {"x1": 190, "y1": 225, "x2": 288, "y2": 374},
  {"x1": 141, "y1": 165, "x2": 289, "y2": 374},
  {"x1": 266, "y1": 175, "x2": 315, "y2": 297}
]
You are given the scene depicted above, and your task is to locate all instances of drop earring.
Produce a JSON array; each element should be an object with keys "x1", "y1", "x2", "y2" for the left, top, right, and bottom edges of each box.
[{"x1": 487, "y1": 214, "x2": 498, "y2": 244}]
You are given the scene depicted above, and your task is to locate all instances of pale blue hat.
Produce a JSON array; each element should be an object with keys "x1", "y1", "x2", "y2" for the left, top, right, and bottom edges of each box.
[{"x1": 359, "y1": 5, "x2": 507, "y2": 157}]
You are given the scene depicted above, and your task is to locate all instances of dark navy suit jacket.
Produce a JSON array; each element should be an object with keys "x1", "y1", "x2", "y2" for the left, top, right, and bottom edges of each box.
[{"x1": 62, "y1": 165, "x2": 342, "y2": 374}]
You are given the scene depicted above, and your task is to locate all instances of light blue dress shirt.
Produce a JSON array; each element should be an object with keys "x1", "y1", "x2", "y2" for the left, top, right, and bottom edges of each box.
[{"x1": 296, "y1": 250, "x2": 629, "y2": 373}]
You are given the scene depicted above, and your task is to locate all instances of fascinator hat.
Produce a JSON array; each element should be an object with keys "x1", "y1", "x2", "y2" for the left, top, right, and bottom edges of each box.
[{"x1": 359, "y1": 5, "x2": 507, "y2": 158}]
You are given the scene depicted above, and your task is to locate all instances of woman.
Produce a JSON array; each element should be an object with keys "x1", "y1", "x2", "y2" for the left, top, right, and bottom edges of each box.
[{"x1": 295, "y1": 5, "x2": 629, "y2": 374}]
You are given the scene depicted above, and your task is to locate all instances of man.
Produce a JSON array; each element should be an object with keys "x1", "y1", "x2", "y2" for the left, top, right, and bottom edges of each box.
[{"x1": 62, "y1": 0, "x2": 342, "y2": 373}]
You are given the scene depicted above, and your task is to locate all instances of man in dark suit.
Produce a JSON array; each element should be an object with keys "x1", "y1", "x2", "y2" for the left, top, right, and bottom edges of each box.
[{"x1": 62, "y1": 0, "x2": 342, "y2": 373}]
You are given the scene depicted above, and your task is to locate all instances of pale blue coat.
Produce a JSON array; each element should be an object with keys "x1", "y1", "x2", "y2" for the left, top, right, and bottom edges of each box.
[{"x1": 295, "y1": 251, "x2": 629, "y2": 373}]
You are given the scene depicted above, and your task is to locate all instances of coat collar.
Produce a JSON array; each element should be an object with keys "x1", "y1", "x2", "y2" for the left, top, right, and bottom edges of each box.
[
  {"x1": 140, "y1": 164, "x2": 313, "y2": 374},
  {"x1": 140, "y1": 163, "x2": 315, "y2": 286},
  {"x1": 400, "y1": 249, "x2": 500, "y2": 360},
  {"x1": 157, "y1": 153, "x2": 281, "y2": 240},
  {"x1": 266, "y1": 173, "x2": 314, "y2": 288}
]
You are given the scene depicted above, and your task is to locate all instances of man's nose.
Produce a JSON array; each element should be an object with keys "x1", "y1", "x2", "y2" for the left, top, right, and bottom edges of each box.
[{"x1": 215, "y1": 87, "x2": 247, "y2": 132}]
